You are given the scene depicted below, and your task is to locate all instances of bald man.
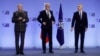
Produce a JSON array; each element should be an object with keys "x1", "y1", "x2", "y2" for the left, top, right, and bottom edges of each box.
[
  {"x1": 71, "y1": 4, "x2": 88, "y2": 53},
  {"x1": 37, "y1": 3, "x2": 55, "y2": 53},
  {"x1": 12, "y1": 4, "x2": 29, "y2": 55}
]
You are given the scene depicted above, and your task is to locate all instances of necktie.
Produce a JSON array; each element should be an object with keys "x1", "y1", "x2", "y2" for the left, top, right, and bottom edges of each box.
[{"x1": 47, "y1": 11, "x2": 49, "y2": 17}]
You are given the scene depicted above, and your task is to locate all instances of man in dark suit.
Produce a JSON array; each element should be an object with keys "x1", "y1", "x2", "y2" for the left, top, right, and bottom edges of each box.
[
  {"x1": 71, "y1": 4, "x2": 88, "y2": 53},
  {"x1": 37, "y1": 3, "x2": 55, "y2": 53},
  {"x1": 12, "y1": 4, "x2": 29, "y2": 55}
]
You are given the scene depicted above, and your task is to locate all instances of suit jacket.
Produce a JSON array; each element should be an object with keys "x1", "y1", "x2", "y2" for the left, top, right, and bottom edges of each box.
[
  {"x1": 37, "y1": 10, "x2": 55, "y2": 29},
  {"x1": 12, "y1": 11, "x2": 29, "y2": 31},
  {"x1": 71, "y1": 11, "x2": 88, "y2": 29}
]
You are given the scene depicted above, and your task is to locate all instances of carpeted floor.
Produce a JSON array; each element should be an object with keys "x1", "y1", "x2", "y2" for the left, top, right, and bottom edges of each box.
[{"x1": 0, "y1": 48, "x2": 100, "y2": 56}]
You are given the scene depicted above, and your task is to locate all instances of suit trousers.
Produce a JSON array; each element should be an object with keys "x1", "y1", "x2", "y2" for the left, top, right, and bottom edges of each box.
[
  {"x1": 41, "y1": 27, "x2": 53, "y2": 52},
  {"x1": 74, "y1": 26, "x2": 85, "y2": 51},
  {"x1": 15, "y1": 31, "x2": 25, "y2": 53}
]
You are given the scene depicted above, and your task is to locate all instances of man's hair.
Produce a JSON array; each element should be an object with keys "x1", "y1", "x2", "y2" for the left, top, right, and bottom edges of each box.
[
  {"x1": 43, "y1": 2, "x2": 50, "y2": 9},
  {"x1": 17, "y1": 3, "x2": 23, "y2": 7},
  {"x1": 44, "y1": 3, "x2": 50, "y2": 6},
  {"x1": 77, "y1": 4, "x2": 83, "y2": 7}
]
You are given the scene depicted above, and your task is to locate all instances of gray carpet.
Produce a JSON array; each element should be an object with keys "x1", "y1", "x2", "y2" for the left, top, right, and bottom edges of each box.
[{"x1": 0, "y1": 48, "x2": 100, "y2": 56}]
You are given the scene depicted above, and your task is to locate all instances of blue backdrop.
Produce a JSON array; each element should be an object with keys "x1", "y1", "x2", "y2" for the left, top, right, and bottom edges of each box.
[{"x1": 0, "y1": 0, "x2": 100, "y2": 48}]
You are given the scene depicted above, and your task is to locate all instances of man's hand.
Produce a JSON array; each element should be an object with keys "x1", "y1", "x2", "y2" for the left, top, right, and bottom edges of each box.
[
  {"x1": 18, "y1": 17, "x2": 22, "y2": 20},
  {"x1": 22, "y1": 19, "x2": 26, "y2": 22},
  {"x1": 43, "y1": 22, "x2": 46, "y2": 25},
  {"x1": 52, "y1": 21, "x2": 55, "y2": 24},
  {"x1": 71, "y1": 27, "x2": 74, "y2": 32},
  {"x1": 85, "y1": 28, "x2": 88, "y2": 32}
]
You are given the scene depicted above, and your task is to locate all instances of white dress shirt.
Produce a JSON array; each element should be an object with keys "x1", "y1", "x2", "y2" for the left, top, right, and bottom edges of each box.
[
  {"x1": 79, "y1": 11, "x2": 83, "y2": 19},
  {"x1": 46, "y1": 10, "x2": 51, "y2": 19}
]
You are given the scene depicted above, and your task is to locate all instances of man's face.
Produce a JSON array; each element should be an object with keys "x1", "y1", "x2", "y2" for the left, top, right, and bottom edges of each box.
[
  {"x1": 45, "y1": 4, "x2": 50, "y2": 10},
  {"x1": 77, "y1": 5, "x2": 82, "y2": 11},
  {"x1": 18, "y1": 5, "x2": 23, "y2": 11}
]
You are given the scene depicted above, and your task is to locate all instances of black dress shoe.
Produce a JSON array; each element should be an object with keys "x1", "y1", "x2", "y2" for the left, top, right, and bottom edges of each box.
[
  {"x1": 16, "y1": 52, "x2": 20, "y2": 55},
  {"x1": 49, "y1": 51, "x2": 54, "y2": 53},
  {"x1": 74, "y1": 50, "x2": 78, "y2": 53},
  {"x1": 80, "y1": 50, "x2": 85, "y2": 53},
  {"x1": 20, "y1": 52, "x2": 24, "y2": 55},
  {"x1": 43, "y1": 51, "x2": 46, "y2": 53}
]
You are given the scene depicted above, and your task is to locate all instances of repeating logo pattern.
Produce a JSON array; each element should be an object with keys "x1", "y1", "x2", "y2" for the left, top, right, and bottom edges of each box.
[{"x1": 0, "y1": 11, "x2": 99, "y2": 28}]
